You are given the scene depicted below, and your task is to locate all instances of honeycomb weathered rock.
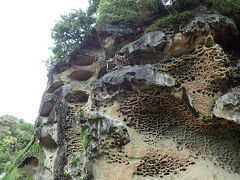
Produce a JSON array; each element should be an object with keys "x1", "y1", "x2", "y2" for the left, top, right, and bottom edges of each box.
[{"x1": 33, "y1": 5, "x2": 240, "y2": 180}]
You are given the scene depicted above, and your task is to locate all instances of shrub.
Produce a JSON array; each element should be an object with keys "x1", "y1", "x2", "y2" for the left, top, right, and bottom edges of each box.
[
  {"x1": 148, "y1": 0, "x2": 162, "y2": 11},
  {"x1": 44, "y1": 0, "x2": 240, "y2": 70},
  {"x1": 211, "y1": 0, "x2": 240, "y2": 28},
  {"x1": 145, "y1": 10, "x2": 194, "y2": 32},
  {"x1": 96, "y1": 0, "x2": 141, "y2": 25}
]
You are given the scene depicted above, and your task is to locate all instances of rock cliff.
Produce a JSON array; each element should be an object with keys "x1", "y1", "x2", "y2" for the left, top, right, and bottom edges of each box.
[{"x1": 7, "y1": 4, "x2": 240, "y2": 180}]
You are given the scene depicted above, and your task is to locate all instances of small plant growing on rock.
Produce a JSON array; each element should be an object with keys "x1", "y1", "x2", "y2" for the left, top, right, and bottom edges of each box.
[
  {"x1": 71, "y1": 155, "x2": 81, "y2": 166},
  {"x1": 94, "y1": 60, "x2": 107, "y2": 79},
  {"x1": 80, "y1": 126, "x2": 89, "y2": 150}
]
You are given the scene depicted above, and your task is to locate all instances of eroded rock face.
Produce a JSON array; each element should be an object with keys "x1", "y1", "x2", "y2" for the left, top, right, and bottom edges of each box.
[
  {"x1": 91, "y1": 68, "x2": 240, "y2": 179},
  {"x1": 97, "y1": 24, "x2": 145, "y2": 58},
  {"x1": 117, "y1": 7, "x2": 238, "y2": 64},
  {"x1": 35, "y1": 6, "x2": 240, "y2": 180}
]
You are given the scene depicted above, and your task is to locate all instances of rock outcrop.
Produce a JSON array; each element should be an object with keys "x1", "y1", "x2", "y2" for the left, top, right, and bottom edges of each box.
[
  {"x1": 10, "y1": 5, "x2": 240, "y2": 180},
  {"x1": 213, "y1": 91, "x2": 240, "y2": 124}
]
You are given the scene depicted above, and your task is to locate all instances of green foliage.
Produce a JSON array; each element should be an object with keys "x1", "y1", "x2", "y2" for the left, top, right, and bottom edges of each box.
[
  {"x1": 210, "y1": 0, "x2": 240, "y2": 28},
  {"x1": 145, "y1": 10, "x2": 194, "y2": 32},
  {"x1": 172, "y1": 0, "x2": 240, "y2": 28},
  {"x1": 45, "y1": 9, "x2": 95, "y2": 69},
  {"x1": 45, "y1": 1, "x2": 99, "y2": 70},
  {"x1": 44, "y1": 0, "x2": 240, "y2": 70},
  {"x1": 232, "y1": 86, "x2": 240, "y2": 91},
  {"x1": 80, "y1": 126, "x2": 89, "y2": 150},
  {"x1": 2, "y1": 136, "x2": 45, "y2": 180},
  {"x1": 87, "y1": 0, "x2": 100, "y2": 16},
  {"x1": 0, "y1": 115, "x2": 34, "y2": 174},
  {"x1": 96, "y1": 0, "x2": 141, "y2": 25},
  {"x1": 51, "y1": 9, "x2": 94, "y2": 56},
  {"x1": 19, "y1": 137, "x2": 45, "y2": 166},
  {"x1": 2, "y1": 168, "x2": 34, "y2": 180},
  {"x1": 148, "y1": 0, "x2": 160, "y2": 10},
  {"x1": 146, "y1": 0, "x2": 240, "y2": 33},
  {"x1": 147, "y1": 0, "x2": 165, "y2": 13},
  {"x1": 71, "y1": 155, "x2": 81, "y2": 166},
  {"x1": 1, "y1": 168, "x2": 20, "y2": 180}
]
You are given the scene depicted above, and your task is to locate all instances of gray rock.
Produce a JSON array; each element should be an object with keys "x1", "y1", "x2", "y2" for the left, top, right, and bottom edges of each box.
[
  {"x1": 213, "y1": 91, "x2": 240, "y2": 124},
  {"x1": 102, "y1": 65, "x2": 175, "y2": 87},
  {"x1": 117, "y1": 7, "x2": 238, "y2": 62},
  {"x1": 186, "y1": 7, "x2": 239, "y2": 44},
  {"x1": 97, "y1": 24, "x2": 145, "y2": 57},
  {"x1": 119, "y1": 31, "x2": 166, "y2": 54},
  {"x1": 64, "y1": 153, "x2": 87, "y2": 180},
  {"x1": 36, "y1": 85, "x2": 69, "y2": 179}
]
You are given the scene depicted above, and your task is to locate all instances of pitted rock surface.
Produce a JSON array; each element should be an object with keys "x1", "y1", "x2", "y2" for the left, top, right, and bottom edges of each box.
[{"x1": 32, "y1": 5, "x2": 240, "y2": 180}]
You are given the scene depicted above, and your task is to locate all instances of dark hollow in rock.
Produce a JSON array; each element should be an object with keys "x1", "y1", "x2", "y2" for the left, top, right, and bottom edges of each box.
[
  {"x1": 39, "y1": 134, "x2": 58, "y2": 149},
  {"x1": 19, "y1": 157, "x2": 39, "y2": 168},
  {"x1": 68, "y1": 70, "x2": 93, "y2": 81},
  {"x1": 65, "y1": 90, "x2": 89, "y2": 104},
  {"x1": 71, "y1": 55, "x2": 95, "y2": 66},
  {"x1": 40, "y1": 101, "x2": 55, "y2": 117}
]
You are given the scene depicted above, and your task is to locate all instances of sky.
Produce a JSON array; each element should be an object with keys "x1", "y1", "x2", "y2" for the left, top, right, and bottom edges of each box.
[{"x1": 0, "y1": 0, "x2": 89, "y2": 123}]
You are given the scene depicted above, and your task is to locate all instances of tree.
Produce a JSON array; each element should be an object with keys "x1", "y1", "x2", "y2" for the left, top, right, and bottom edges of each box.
[
  {"x1": 87, "y1": 0, "x2": 100, "y2": 16},
  {"x1": 1, "y1": 136, "x2": 18, "y2": 153},
  {"x1": 0, "y1": 115, "x2": 34, "y2": 174},
  {"x1": 45, "y1": 1, "x2": 99, "y2": 69}
]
